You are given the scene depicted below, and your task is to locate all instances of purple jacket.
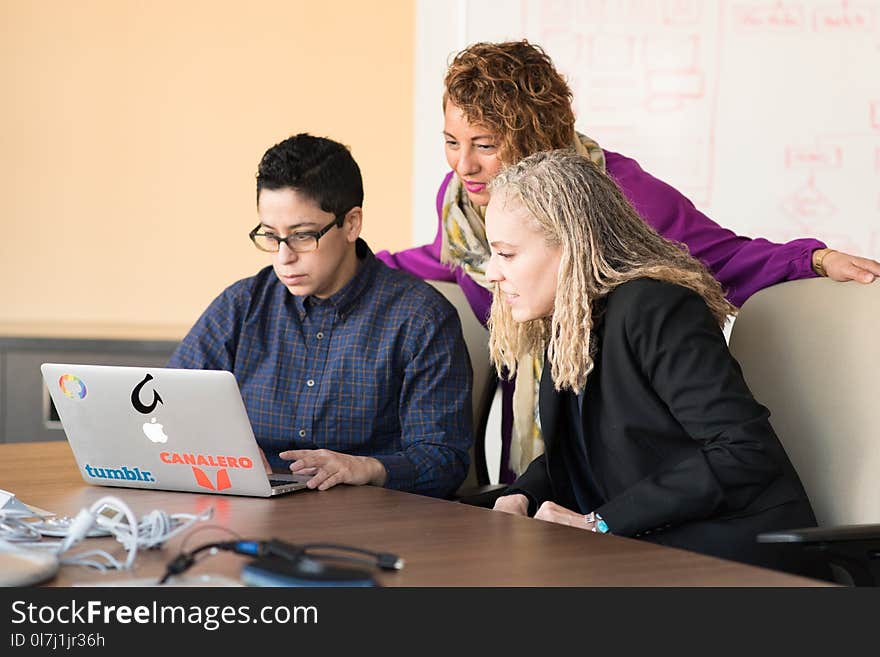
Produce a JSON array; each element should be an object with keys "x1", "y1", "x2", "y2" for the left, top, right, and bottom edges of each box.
[{"x1": 377, "y1": 150, "x2": 824, "y2": 325}]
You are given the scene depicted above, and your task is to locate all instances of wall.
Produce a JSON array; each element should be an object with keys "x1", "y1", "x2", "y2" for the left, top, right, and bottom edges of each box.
[
  {"x1": 0, "y1": 0, "x2": 415, "y2": 331},
  {"x1": 414, "y1": 0, "x2": 880, "y2": 258}
]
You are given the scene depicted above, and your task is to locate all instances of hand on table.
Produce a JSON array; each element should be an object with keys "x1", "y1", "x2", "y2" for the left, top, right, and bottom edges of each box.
[
  {"x1": 492, "y1": 493, "x2": 529, "y2": 516},
  {"x1": 534, "y1": 501, "x2": 602, "y2": 531}
]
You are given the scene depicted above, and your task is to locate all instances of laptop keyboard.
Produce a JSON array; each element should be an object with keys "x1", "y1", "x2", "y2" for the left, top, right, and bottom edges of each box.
[{"x1": 269, "y1": 478, "x2": 300, "y2": 487}]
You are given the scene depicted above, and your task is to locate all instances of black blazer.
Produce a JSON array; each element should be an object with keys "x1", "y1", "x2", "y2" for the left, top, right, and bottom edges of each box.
[{"x1": 508, "y1": 279, "x2": 818, "y2": 572}]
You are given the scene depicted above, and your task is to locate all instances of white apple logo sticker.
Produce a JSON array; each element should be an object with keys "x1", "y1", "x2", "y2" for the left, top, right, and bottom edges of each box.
[{"x1": 142, "y1": 417, "x2": 169, "y2": 444}]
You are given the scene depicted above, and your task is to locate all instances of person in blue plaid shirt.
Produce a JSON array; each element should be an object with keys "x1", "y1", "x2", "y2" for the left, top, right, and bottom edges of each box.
[{"x1": 168, "y1": 134, "x2": 472, "y2": 498}]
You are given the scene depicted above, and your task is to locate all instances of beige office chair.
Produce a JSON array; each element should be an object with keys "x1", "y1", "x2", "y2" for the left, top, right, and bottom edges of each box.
[
  {"x1": 728, "y1": 277, "x2": 880, "y2": 584},
  {"x1": 427, "y1": 280, "x2": 506, "y2": 504}
]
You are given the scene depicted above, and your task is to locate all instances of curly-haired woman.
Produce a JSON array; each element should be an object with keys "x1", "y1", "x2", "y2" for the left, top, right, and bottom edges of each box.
[
  {"x1": 378, "y1": 40, "x2": 880, "y2": 484},
  {"x1": 484, "y1": 149, "x2": 824, "y2": 576}
]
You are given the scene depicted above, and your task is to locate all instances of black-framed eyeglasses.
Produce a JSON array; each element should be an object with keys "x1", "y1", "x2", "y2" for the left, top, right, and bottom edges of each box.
[{"x1": 249, "y1": 216, "x2": 343, "y2": 254}]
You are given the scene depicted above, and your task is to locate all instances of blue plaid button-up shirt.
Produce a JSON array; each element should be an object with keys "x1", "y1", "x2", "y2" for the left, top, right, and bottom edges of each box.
[{"x1": 168, "y1": 240, "x2": 472, "y2": 497}]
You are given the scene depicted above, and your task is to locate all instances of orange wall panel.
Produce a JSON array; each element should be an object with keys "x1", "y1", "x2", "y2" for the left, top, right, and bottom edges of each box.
[{"x1": 0, "y1": 0, "x2": 415, "y2": 330}]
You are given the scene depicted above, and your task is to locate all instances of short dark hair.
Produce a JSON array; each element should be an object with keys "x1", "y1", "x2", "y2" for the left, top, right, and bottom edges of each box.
[{"x1": 256, "y1": 133, "x2": 363, "y2": 221}]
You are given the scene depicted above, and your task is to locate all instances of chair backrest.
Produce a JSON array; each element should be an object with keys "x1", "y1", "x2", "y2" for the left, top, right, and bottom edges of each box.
[
  {"x1": 728, "y1": 278, "x2": 880, "y2": 527},
  {"x1": 427, "y1": 280, "x2": 497, "y2": 487}
]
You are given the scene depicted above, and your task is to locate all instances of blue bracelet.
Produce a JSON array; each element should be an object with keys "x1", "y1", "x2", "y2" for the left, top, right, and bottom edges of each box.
[{"x1": 585, "y1": 511, "x2": 610, "y2": 534}]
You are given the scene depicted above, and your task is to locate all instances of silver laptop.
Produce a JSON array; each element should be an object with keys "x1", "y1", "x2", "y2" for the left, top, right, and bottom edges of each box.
[{"x1": 40, "y1": 363, "x2": 309, "y2": 497}]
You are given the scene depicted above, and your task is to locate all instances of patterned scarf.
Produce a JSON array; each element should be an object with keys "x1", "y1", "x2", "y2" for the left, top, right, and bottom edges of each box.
[{"x1": 439, "y1": 133, "x2": 606, "y2": 476}]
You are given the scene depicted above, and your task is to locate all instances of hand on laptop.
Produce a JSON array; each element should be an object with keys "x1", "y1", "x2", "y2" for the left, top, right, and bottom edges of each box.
[{"x1": 279, "y1": 449, "x2": 388, "y2": 491}]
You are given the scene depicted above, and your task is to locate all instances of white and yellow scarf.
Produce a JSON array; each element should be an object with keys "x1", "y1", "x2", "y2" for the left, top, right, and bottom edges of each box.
[{"x1": 438, "y1": 133, "x2": 606, "y2": 475}]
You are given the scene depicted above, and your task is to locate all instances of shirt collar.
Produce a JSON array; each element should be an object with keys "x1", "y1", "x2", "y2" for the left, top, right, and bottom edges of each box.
[{"x1": 291, "y1": 239, "x2": 377, "y2": 319}]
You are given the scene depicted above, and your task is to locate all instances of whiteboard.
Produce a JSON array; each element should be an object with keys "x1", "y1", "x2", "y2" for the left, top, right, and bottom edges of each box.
[{"x1": 412, "y1": 0, "x2": 880, "y2": 260}]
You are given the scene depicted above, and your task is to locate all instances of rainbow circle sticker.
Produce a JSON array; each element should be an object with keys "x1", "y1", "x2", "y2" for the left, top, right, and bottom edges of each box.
[{"x1": 59, "y1": 374, "x2": 87, "y2": 400}]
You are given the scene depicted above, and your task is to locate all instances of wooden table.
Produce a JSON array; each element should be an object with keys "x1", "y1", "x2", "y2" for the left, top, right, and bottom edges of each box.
[{"x1": 0, "y1": 443, "x2": 829, "y2": 586}]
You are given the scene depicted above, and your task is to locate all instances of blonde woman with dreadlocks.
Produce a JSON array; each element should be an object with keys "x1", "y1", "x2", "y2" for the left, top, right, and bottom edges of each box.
[
  {"x1": 377, "y1": 40, "x2": 880, "y2": 486},
  {"x1": 484, "y1": 150, "x2": 824, "y2": 576}
]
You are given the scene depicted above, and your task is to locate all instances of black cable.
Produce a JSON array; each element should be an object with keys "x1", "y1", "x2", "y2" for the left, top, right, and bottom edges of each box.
[
  {"x1": 158, "y1": 540, "x2": 236, "y2": 585},
  {"x1": 178, "y1": 525, "x2": 241, "y2": 553},
  {"x1": 299, "y1": 543, "x2": 404, "y2": 570},
  {"x1": 158, "y1": 537, "x2": 403, "y2": 584}
]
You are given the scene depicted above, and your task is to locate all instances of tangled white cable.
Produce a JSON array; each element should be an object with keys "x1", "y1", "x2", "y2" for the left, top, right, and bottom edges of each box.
[
  {"x1": 56, "y1": 496, "x2": 141, "y2": 569},
  {"x1": 2, "y1": 497, "x2": 213, "y2": 572},
  {"x1": 0, "y1": 509, "x2": 42, "y2": 542}
]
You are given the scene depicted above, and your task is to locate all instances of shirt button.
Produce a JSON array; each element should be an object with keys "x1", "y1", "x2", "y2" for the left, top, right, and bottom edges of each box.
[
  {"x1": 316, "y1": 332, "x2": 324, "y2": 340},
  {"x1": 298, "y1": 429, "x2": 306, "y2": 438},
  {"x1": 306, "y1": 379, "x2": 315, "y2": 387}
]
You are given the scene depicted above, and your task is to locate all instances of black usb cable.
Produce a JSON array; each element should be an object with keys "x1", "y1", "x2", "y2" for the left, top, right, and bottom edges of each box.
[{"x1": 159, "y1": 538, "x2": 403, "y2": 584}]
